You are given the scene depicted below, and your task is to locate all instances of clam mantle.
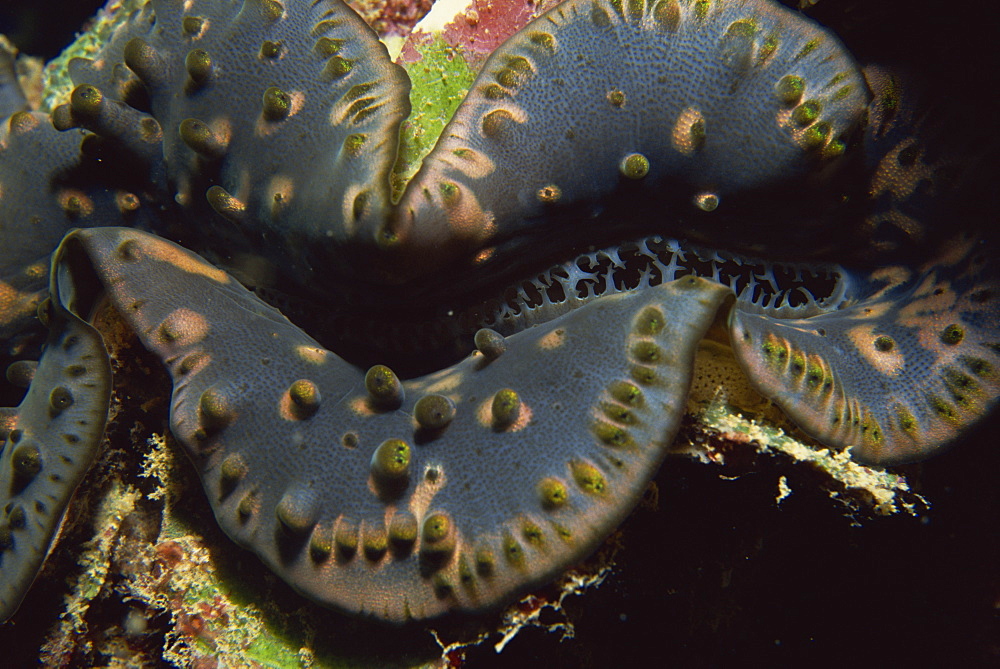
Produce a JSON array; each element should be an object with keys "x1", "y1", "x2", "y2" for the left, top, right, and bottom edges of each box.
[{"x1": 0, "y1": 0, "x2": 997, "y2": 628}]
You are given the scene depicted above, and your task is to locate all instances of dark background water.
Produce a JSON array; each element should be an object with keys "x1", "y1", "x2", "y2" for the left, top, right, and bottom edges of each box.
[{"x1": 1, "y1": 0, "x2": 997, "y2": 666}]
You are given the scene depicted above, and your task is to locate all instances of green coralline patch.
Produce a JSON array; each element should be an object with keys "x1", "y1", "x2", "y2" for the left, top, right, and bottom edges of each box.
[
  {"x1": 391, "y1": 35, "x2": 477, "y2": 198},
  {"x1": 39, "y1": 0, "x2": 147, "y2": 112}
]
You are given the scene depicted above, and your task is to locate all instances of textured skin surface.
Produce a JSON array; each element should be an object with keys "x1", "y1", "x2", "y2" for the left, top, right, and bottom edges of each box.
[
  {"x1": 0, "y1": 267, "x2": 111, "y2": 621},
  {"x1": 393, "y1": 0, "x2": 870, "y2": 276},
  {"x1": 60, "y1": 0, "x2": 411, "y2": 284},
  {"x1": 58, "y1": 227, "x2": 730, "y2": 620},
  {"x1": 731, "y1": 239, "x2": 1000, "y2": 463},
  {"x1": 0, "y1": 0, "x2": 997, "y2": 625}
]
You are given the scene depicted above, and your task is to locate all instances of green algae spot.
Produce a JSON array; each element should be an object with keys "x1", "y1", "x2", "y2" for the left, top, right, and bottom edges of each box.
[
  {"x1": 49, "y1": 385, "x2": 74, "y2": 413},
  {"x1": 421, "y1": 513, "x2": 456, "y2": 561},
  {"x1": 363, "y1": 525, "x2": 389, "y2": 561},
  {"x1": 474, "y1": 328, "x2": 506, "y2": 360},
  {"x1": 182, "y1": 16, "x2": 205, "y2": 36},
  {"x1": 414, "y1": 394, "x2": 457, "y2": 430},
  {"x1": 652, "y1": 0, "x2": 680, "y2": 30},
  {"x1": 323, "y1": 56, "x2": 354, "y2": 80},
  {"x1": 619, "y1": 152, "x2": 650, "y2": 179},
  {"x1": 422, "y1": 513, "x2": 451, "y2": 543},
  {"x1": 591, "y1": 5, "x2": 612, "y2": 28},
  {"x1": 792, "y1": 99, "x2": 822, "y2": 126},
  {"x1": 438, "y1": 181, "x2": 461, "y2": 206},
  {"x1": 495, "y1": 56, "x2": 533, "y2": 89},
  {"x1": 775, "y1": 75, "x2": 805, "y2": 105},
  {"x1": 259, "y1": 40, "x2": 283, "y2": 59},
  {"x1": 458, "y1": 555, "x2": 475, "y2": 589},
  {"x1": 943, "y1": 367, "x2": 979, "y2": 403},
  {"x1": 941, "y1": 324, "x2": 965, "y2": 345},
  {"x1": 805, "y1": 361, "x2": 825, "y2": 391},
  {"x1": 309, "y1": 525, "x2": 333, "y2": 562},
  {"x1": 275, "y1": 489, "x2": 317, "y2": 535},
  {"x1": 503, "y1": 533, "x2": 526, "y2": 568},
  {"x1": 635, "y1": 306, "x2": 665, "y2": 335},
  {"x1": 894, "y1": 405, "x2": 918, "y2": 434},
  {"x1": 482, "y1": 108, "x2": 517, "y2": 139},
  {"x1": 431, "y1": 574, "x2": 454, "y2": 599},
  {"x1": 594, "y1": 419, "x2": 634, "y2": 447},
  {"x1": 761, "y1": 337, "x2": 788, "y2": 366},
  {"x1": 721, "y1": 19, "x2": 757, "y2": 69},
  {"x1": 365, "y1": 364, "x2": 403, "y2": 409},
  {"x1": 219, "y1": 452, "x2": 249, "y2": 496},
  {"x1": 185, "y1": 49, "x2": 213, "y2": 85},
  {"x1": 522, "y1": 520, "x2": 545, "y2": 547},
  {"x1": 571, "y1": 461, "x2": 607, "y2": 495},
  {"x1": 961, "y1": 356, "x2": 994, "y2": 379},
  {"x1": 528, "y1": 31, "x2": 556, "y2": 54},
  {"x1": 314, "y1": 36, "x2": 344, "y2": 57},
  {"x1": 288, "y1": 379, "x2": 320, "y2": 419},
  {"x1": 694, "y1": 0, "x2": 710, "y2": 20},
  {"x1": 472, "y1": 548, "x2": 495, "y2": 579},
  {"x1": 630, "y1": 364, "x2": 659, "y2": 386},
  {"x1": 389, "y1": 511, "x2": 418, "y2": 552},
  {"x1": 335, "y1": 519, "x2": 359, "y2": 557},
  {"x1": 631, "y1": 341, "x2": 662, "y2": 363},
  {"x1": 609, "y1": 380, "x2": 644, "y2": 406},
  {"x1": 371, "y1": 439, "x2": 411, "y2": 484},
  {"x1": 802, "y1": 122, "x2": 832, "y2": 149},
  {"x1": 491, "y1": 388, "x2": 521, "y2": 428},
  {"x1": 199, "y1": 387, "x2": 233, "y2": 430},
  {"x1": 758, "y1": 34, "x2": 779, "y2": 64},
  {"x1": 833, "y1": 84, "x2": 854, "y2": 101},
  {"x1": 874, "y1": 335, "x2": 895, "y2": 352},
  {"x1": 70, "y1": 83, "x2": 102, "y2": 117},
  {"x1": 538, "y1": 477, "x2": 569, "y2": 510},
  {"x1": 607, "y1": 89, "x2": 626, "y2": 108},
  {"x1": 927, "y1": 394, "x2": 958, "y2": 424},
  {"x1": 258, "y1": 0, "x2": 284, "y2": 21},
  {"x1": 11, "y1": 444, "x2": 41, "y2": 480},
  {"x1": 795, "y1": 38, "x2": 821, "y2": 60},
  {"x1": 482, "y1": 83, "x2": 507, "y2": 100},
  {"x1": 343, "y1": 132, "x2": 367, "y2": 157},
  {"x1": 789, "y1": 351, "x2": 806, "y2": 378},
  {"x1": 262, "y1": 86, "x2": 292, "y2": 121}
]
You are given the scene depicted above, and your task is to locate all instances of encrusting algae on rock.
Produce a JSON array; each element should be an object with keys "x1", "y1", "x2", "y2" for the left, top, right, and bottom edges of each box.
[{"x1": 0, "y1": 0, "x2": 997, "y2": 665}]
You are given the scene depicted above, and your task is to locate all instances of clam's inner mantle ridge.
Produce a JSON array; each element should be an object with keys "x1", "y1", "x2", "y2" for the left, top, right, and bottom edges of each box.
[{"x1": 0, "y1": 0, "x2": 998, "y2": 623}]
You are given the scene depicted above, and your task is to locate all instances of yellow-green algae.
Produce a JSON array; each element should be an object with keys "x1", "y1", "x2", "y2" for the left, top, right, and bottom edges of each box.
[{"x1": 390, "y1": 35, "x2": 476, "y2": 198}]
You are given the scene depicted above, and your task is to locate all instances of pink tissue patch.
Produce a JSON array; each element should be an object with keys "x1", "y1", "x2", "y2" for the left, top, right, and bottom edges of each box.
[{"x1": 399, "y1": 0, "x2": 561, "y2": 69}]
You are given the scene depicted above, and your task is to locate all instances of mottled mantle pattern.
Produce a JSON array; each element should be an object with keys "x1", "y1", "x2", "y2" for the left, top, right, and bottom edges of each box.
[{"x1": 0, "y1": 0, "x2": 997, "y2": 653}]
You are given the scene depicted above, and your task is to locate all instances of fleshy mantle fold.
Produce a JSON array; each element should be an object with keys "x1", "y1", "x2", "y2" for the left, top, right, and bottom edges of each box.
[{"x1": 48, "y1": 226, "x2": 731, "y2": 621}]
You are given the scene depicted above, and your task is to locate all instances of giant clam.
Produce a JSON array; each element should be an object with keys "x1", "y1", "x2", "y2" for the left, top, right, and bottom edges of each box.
[{"x1": 0, "y1": 0, "x2": 997, "y2": 658}]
